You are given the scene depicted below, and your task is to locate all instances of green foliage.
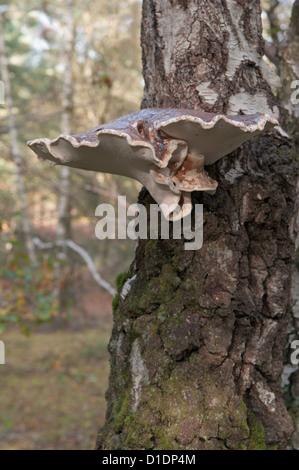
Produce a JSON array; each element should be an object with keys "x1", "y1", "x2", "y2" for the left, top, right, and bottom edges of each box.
[{"x1": 0, "y1": 225, "x2": 59, "y2": 333}]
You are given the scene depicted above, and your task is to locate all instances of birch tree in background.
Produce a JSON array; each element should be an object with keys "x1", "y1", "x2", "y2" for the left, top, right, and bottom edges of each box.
[
  {"x1": 55, "y1": 0, "x2": 75, "y2": 320},
  {"x1": 0, "y1": 11, "x2": 36, "y2": 264},
  {"x1": 56, "y1": 0, "x2": 74, "y2": 245}
]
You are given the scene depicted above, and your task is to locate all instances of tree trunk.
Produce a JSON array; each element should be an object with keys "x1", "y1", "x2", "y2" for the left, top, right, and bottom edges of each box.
[
  {"x1": 97, "y1": 0, "x2": 298, "y2": 450},
  {"x1": 0, "y1": 12, "x2": 37, "y2": 264},
  {"x1": 55, "y1": 0, "x2": 75, "y2": 322},
  {"x1": 56, "y1": 0, "x2": 74, "y2": 245}
]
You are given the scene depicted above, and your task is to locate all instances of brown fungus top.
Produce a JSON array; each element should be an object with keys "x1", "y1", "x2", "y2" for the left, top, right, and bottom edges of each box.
[{"x1": 28, "y1": 108, "x2": 278, "y2": 220}]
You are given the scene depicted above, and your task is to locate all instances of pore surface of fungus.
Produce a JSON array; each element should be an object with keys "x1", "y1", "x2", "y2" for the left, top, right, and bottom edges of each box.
[{"x1": 28, "y1": 108, "x2": 277, "y2": 220}]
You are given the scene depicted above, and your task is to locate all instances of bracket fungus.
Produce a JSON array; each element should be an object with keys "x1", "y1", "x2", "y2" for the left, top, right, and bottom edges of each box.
[{"x1": 28, "y1": 108, "x2": 277, "y2": 220}]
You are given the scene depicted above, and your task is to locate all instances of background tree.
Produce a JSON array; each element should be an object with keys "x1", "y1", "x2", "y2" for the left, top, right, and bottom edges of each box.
[
  {"x1": 0, "y1": 10, "x2": 36, "y2": 264},
  {"x1": 55, "y1": 0, "x2": 75, "y2": 323},
  {"x1": 97, "y1": 0, "x2": 298, "y2": 450}
]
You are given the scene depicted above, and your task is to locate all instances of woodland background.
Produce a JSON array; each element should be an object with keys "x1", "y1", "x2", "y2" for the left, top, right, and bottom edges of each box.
[{"x1": 0, "y1": 0, "x2": 296, "y2": 450}]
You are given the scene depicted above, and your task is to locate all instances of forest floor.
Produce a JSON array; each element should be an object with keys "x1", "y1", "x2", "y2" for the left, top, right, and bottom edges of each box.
[{"x1": 0, "y1": 287, "x2": 113, "y2": 450}]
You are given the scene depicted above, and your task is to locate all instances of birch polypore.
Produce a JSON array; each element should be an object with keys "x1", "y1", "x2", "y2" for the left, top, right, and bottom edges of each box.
[{"x1": 28, "y1": 108, "x2": 277, "y2": 220}]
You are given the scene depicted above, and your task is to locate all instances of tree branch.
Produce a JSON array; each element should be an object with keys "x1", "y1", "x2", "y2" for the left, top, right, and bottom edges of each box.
[{"x1": 33, "y1": 237, "x2": 116, "y2": 297}]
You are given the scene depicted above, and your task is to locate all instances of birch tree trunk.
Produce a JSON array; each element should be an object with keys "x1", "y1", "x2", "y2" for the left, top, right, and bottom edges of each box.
[
  {"x1": 0, "y1": 12, "x2": 36, "y2": 264},
  {"x1": 97, "y1": 0, "x2": 298, "y2": 450},
  {"x1": 55, "y1": 0, "x2": 75, "y2": 321},
  {"x1": 56, "y1": 0, "x2": 74, "y2": 245}
]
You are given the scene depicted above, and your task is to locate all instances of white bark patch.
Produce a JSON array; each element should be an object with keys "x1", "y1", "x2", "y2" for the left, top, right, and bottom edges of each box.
[
  {"x1": 225, "y1": 0, "x2": 256, "y2": 78},
  {"x1": 196, "y1": 82, "x2": 218, "y2": 105},
  {"x1": 228, "y1": 93, "x2": 279, "y2": 122},
  {"x1": 223, "y1": 159, "x2": 245, "y2": 183},
  {"x1": 155, "y1": 0, "x2": 196, "y2": 77},
  {"x1": 256, "y1": 382, "x2": 276, "y2": 413},
  {"x1": 120, "y1": 275, "x2": 137, "y2": 300},
  {"x1": 225, "y1": 0, "x2": 281, "y2": 119},
  {"x1": 226, "y1": 0, "x2": 279, "y2": 87},
  {"x1": 130, "y1": 340, "x2": 149, "y2": 413}
]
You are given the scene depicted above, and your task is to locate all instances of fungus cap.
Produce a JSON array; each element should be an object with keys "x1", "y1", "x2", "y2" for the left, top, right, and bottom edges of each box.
[{"x1": 28, "y1": 108, "x2": 278, "y2": 220}]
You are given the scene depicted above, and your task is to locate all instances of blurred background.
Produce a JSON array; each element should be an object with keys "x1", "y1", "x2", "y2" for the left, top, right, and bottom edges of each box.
[{"x1": 0, "y1": 0, "x2": 295, "y2": 450}]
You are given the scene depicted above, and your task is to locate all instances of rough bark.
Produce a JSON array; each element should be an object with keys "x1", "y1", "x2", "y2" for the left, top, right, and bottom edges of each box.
[
  {"x1": 0, "y1": 12, "x2": 37, "y2": 264},
  {"x1": 97, "y1": 0, "x2": 298, "y2": 450}
]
